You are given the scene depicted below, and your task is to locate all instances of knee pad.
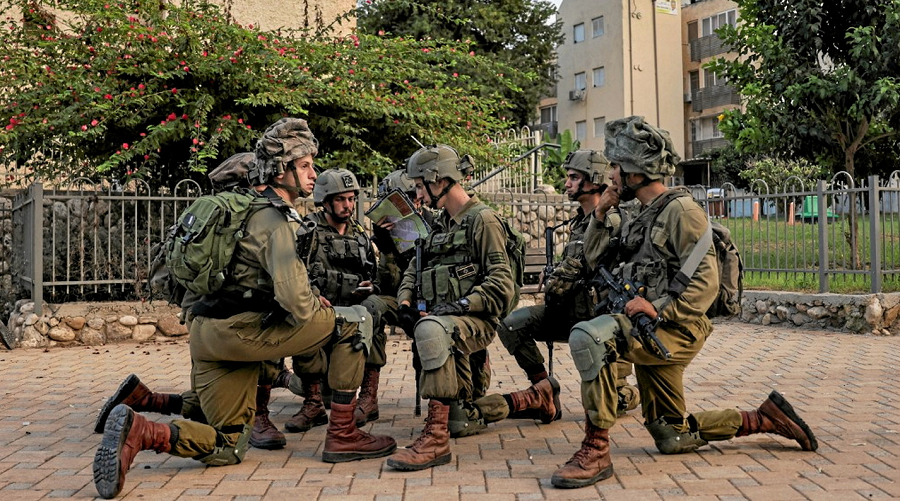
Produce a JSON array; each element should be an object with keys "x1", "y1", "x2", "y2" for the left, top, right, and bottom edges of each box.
[
  {"x1": 645, "y1": 416, "x2": 708, "y2": 454},
  {"x1": 569, "y1": 316, "x2": 619, "y2": 381},
  {"x1": 197, "y1": 423, "x2": 251, "y2": 466},
  {"x1": 333, "y1": 305, "x2": 373, "y2": 356},
  {"x1": 414, "y1": 316, "x2": 456, "y2": 371},
  {"x1": 498, "y1": 307, "x2": 532, "y2": 353}
]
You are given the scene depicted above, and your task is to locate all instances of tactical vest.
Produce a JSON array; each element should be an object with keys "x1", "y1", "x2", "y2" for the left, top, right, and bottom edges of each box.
[
  {"x1": 420, "y1": 207, "x2": 485, "y2": 306},
  {"x1": 615, "y1": 190, "x2": 692, "y2": 303},
  {"x1": 544, "y1": 211, "x2": 595, "y2": 320},
  {"x1": 306, "y1": 212, "x2": 374, "y2": 305}
]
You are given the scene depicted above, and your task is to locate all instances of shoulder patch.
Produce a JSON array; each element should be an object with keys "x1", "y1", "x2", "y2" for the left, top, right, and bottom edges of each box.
[{"x1": 488, "y1": 251, "x2": 507, "y2": 265}]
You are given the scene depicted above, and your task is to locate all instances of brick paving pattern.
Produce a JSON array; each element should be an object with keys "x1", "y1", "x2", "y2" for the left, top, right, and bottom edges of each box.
[{"x1": 1, "y1": 321, "x2": 899, "y2": 500}]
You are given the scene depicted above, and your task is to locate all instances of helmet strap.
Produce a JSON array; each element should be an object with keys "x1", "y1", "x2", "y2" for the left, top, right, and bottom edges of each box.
[{"x1": 425, "y1": 179, "x2": 455, "y2": 209}]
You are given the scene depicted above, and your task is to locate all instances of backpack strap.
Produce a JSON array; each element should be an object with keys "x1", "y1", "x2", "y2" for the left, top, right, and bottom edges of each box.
[{"x1": 258, "y1": 186, "x2": 304, "y2": 224}]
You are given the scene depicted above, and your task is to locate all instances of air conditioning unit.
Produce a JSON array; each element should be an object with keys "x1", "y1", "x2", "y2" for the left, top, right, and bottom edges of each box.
[
  {"x1": 684, "y1": 92, "x2": 692, "y2": 103},
  {"x1": 568, "y1": 89, "x2": 585, "y2": 101}
]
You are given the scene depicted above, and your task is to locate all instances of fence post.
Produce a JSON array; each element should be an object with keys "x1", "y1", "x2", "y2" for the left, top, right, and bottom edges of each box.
[
  {"x1": 31, "y1": 183, "x2": 44, "y2": 315},
  {"x1": 869, "y1": 175, "x2": 882, "y2": 293},
  {"x1": 817, "y1": 180, "x2": 828, "y2": 293}
]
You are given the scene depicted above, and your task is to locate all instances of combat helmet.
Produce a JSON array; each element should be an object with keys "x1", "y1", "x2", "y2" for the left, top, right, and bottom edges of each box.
[
  {"x1": 605, "y1": 115, "x2": 679, "y2": 180},
  {"x1": 377, "y1": 169, "x2": 416, "y2": 198},
  {"x1": 562, "y1": 149, "x2": 610, "y2": 185},
  {"x1": 249, "y1": 117, "x2": 319, "y2": 186},
  {"x1": 314, "y1": 168, "x2": 360, "y2": 205},
  {"x1": 406, "y1": 144, "x2": 475, "y2": 183}
]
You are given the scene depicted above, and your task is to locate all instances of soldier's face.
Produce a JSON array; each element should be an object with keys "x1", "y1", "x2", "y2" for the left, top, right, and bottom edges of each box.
[
  {"x1": 327, "y1": 191, "x2": 356, "y2": 222},
  {"x1": 565, "y1": 169, "x2": 585, "y2": 199},
  {"x1": 414, "y1": 179, "x2": 441, "y2": 208},
  {"x1": 610, "y1": 164, "x2": 624, "y2": 194},
  {"x1": 290, "y1": 155, "x2": 317, "y2": 195}
]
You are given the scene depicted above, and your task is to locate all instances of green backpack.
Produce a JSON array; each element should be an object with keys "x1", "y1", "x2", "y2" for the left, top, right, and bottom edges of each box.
[{"x1": 165, "y1": 189, "x2": 271, "y2": 296}]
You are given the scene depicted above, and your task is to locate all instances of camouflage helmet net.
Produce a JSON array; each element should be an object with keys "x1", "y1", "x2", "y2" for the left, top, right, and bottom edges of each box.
[
  {"x1": 562, "y1": 149, "x2": 610, "y2": 185},
  {"x1": 313, "y1": 168, "x2": 360, "y2": 205},
  {"x1": 604, "y1": 115, "x2": 679, "y2": 180},
  {"x1": 249, "y1": 117, "x2": 319, "y2": 185},
  {"x1": 406, "y1": 144, "x2": 475, "y2": 183},
  {"x1": 207, "y1": 152, "x2": 255, "y2": 191}
]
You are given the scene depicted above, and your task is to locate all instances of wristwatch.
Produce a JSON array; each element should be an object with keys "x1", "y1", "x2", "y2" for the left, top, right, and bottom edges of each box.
[{"x1": 458, "y1": 297, "x2": 471, "y2": 311}]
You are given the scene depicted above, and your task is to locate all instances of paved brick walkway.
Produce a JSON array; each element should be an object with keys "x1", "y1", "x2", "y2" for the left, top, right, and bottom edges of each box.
[{"x1": 1, "y1": 321, "x2": 899, "y2": 500}]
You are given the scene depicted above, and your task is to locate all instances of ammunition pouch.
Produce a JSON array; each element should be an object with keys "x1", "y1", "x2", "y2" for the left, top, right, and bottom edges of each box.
[{"x1": 332, "y1": 305, "x2": 373, "y2": 356}]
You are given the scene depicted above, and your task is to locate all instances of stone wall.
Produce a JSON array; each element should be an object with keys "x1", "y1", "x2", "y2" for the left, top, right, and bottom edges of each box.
[
  {"x1": 0, "y1": 195, "x2": 13, "y2": 322},
  {"x1": 739, "y1": 290, "x2": 900, "y2": 335},
  {"x1": 5, "y1": 300, "x2": 188, "y2": 349}
]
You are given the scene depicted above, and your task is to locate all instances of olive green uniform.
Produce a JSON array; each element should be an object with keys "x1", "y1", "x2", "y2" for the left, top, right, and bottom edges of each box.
[
  {"x1": 575, "y1": 189, "x2": 742, "y2": 449},
  {"x1": 169, "y1": 204, "x2": 364, "y2": 464},
  {"x1": 397, "y1": 197, "x2": 514, "y2": 404},
  {"x1": 299, "y1": 211, "x2": 394, "y2": 369},
  {"x1": 497, "y1": 208, "x2": 636, "y2": 406}
]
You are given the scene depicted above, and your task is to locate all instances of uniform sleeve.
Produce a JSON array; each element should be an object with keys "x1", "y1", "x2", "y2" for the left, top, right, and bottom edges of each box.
[
  {"x1": 397, "y1": 255, "x2": 417, "y2": 306},
  {"x1": 653, "y1": 199, "x2": 718, "y2": 323},
  {"x1": 465, "y1": 210, "x2": 515, "y2": 316},
  {"x1": 583, "y1": 209, "x2": 622, "y2": 273},
  {"x1": 258, "y1": 221, "x2": 322, "y2": 327}
]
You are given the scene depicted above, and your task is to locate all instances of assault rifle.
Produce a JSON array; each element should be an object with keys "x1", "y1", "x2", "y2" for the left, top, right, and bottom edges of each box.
[
  {"x1": 412, "y1": 237, "x2": 426, "y2": 416},
  {"x1": 592, "y1": 266, "x2": 672, "y2": 360},
  {"x1": 540, "y1": 219, "x2": 572, "y2": 377}
]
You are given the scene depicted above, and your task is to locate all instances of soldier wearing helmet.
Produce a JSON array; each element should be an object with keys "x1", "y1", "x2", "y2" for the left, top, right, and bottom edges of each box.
[
  {"x1": 495, "y1": 149, "x2": 640, "y2": 426},
  {"x1": 385, "y1": 145, "x2": 558, "y2": 472},
  {"x1": 286, "y1": 167, "x2": 397, "y2": 432},
  {"x1": 551, "y1": 116, "x2": 817, "y2": 489},
  {"x1": 92, "y1": 118, "x2": 396, "y2": 499}
]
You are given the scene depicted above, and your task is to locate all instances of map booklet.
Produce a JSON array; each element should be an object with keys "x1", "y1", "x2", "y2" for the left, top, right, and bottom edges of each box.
[{"x1": 364, "y1": 189, "x2": 431, "y2": 254}]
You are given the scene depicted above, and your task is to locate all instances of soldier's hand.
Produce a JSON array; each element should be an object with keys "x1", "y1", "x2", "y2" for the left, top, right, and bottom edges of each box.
[
  {"x1": 319, "y1": 295, "x2": 332, "y2": 308},
  {"x1": 625, "y1": 296, "x2": 657, "y2": 320},
  {"x1": 595, "y1": 187, "x2": 620, "y2": 220},
  {"x1": 397, "y1": 303, "x2": 424, "y2": 337},
  {"x1": 429, "y1": 301, "x2": 468, "y2": 317}
]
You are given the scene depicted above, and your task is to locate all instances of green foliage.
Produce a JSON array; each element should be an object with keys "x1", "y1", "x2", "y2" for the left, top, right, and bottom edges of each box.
[
  {"x1": 541, "y1": 129, "x2": 579, "y2": 191},
  {"x1": 739, "y1": 157, "x2": 830, "y2": 193},
  {"x1": 709, "y1": 0, "x2": 900, "y2": 180},
  {"x1": 357, "y1": 0, "x2": 563, "y2": 127},
  {"x1": 698, "y1": 146, "x2": 755, "y2": 189},
  {"x1": 0, "y1": 0, "x2": 519, "y2": 189}
]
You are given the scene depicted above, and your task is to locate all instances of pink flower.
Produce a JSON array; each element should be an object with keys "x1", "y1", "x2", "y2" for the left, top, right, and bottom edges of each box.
[
  {"x1": 104, "y1": 94, "x2": 112, "y2": 99},
  {"x1": 122, "y1": 143, "x2": 129, "y2": 150},
  {"x1": 171, "y1": 88, "x2": 178, "y2": 94},
  {"x1": 167, "y1": 113, "x2": 177, "y2": 121},
  {"x1": 91, "y1": 119, "x2": 98, "y2": 126},
  {"x1": 81, "y1": 125, "x2": 88, "y2": 131}
]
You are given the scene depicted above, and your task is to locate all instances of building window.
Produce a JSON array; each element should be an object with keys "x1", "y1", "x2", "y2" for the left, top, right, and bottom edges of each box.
[
  {"x1": 574, "y1": 72, "x2": 587, "y2": 91},
  {"x1": 701, "y1": 9, "x2": 737, "y2": 37},
  {"x1": 704, "y1": 68, "x2": 726, "y2": 87},
  {"x1": 573, "y1": 23, "x2": 585, "y2": 43},
  {"x1": 690, "y1": 120, "x2": 698, "y2": 142},
  {"x1": 593, "y1": 117, "x2": 606, "y2": 138},
  {"x1": 592, "y1": 67, "x2": 605, "y2": 87},
  {"x1": 540, "y1": 105, "x2": 557, "y2": 124},
  {"x1": 575, "y1": 121, "x2": 587, "y2": 142},
  {"x1": 592, "y1": 16, "x2": 604, "y2": 37}
]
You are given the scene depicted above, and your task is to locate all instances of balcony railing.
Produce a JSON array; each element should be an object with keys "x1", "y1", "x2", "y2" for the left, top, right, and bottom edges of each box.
[
  {"x1": 691, "y1": 137, "x2": 729, "y2": 156},
  {"x1": 691, "y1": 84, "x2": 741, "y2": 112},
  {"x1": 690, "y1": 33, "x2": 729, "y2": 61}
]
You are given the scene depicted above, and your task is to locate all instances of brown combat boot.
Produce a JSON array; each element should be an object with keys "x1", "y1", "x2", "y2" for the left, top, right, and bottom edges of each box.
[
  {"x1": 322, "y1": 395, "x2": 396, "y2": 463},
  {"x1": 551, "y1": 417, "x2": 614, "y2": 488},
  {"x1": 284, "y1": 375, "x2": 328, "y2": 433},
  {"x1": 354, "y1": 366, "x2": 381, "y2": 427},
  {"x1": 93, "y1": 404, "x2": 173, "y2": 499},
  {"x1": 736, "y1": 390, "x2": 818, "y2": 451},
  {"x1": 507, "y1": 376, "x2": 561, "y2": 424},
  {"x1": 386, "y1": 399, "x2": 452, "y2": 471},
  {"x1": 249, "y1": 385, "x2": 287, "y2": 450},
  {"x1": 94, "y1": 374, "x2": 182, "y2": 433}
]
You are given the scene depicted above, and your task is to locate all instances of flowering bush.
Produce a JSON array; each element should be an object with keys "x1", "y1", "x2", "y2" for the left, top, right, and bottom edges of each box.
[{"x1": 0, "y1": 0, "x2": 518, "y2": 189}]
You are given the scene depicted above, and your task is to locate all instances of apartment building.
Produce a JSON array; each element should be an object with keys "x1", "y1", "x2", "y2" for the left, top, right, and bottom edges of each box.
[{"x1": 535, "y1": 0, "x2": 741, "y2": 186}]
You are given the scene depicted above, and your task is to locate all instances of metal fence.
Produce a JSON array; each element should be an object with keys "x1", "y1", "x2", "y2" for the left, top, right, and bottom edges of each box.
[{"x1": 10, "y1": 172, "x2": 900, "y2": 313}]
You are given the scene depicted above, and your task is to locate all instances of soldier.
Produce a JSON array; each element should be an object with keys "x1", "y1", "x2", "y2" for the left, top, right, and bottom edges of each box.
[
  {"x1": 92, "y1": 118, "x2": 396, "y2": 499},
  {"x1": 497, "y1": 149, "x2": 639, "y2": 419},
  {"x1": 551, "y1": 116, "x2": 817, "y2": 489},
  {"x1": 285, "y1": 168, "x2": 394, "y2": 432},
  {"x1": 386, "y1": 144, "x2": 558, "y2": 471}
]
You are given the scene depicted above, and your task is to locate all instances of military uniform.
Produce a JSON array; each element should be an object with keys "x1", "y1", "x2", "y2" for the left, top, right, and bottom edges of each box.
[
  {"x1": 497, "y1": 206, "x2": 638, "y2": 412},
  {"x1": 397, "y1": 196, "x2": 514, "y2": 402},
  {"x1": 551, "y1": 116, "x2": 817, "y2": 490}
]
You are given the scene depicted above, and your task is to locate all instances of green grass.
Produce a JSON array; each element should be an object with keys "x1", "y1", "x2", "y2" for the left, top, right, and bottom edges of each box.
[{"x1": 721, "y1": 214, "x2": 900, "y2": 294}]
